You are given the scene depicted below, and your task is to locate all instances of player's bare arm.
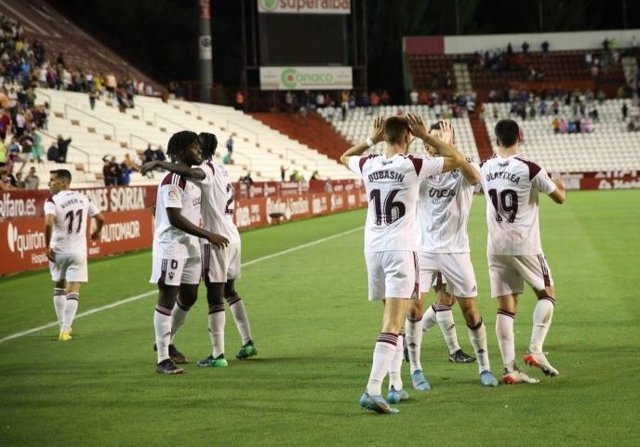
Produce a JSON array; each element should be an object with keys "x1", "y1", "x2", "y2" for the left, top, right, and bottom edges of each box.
[
  {"x1": 340, "y1": 116, "x2": 384, "y2": 166},
  {"x1": 460, "y1": 159, "x2": 481, "y2": 185},
  {"x1": 44, "y1": 213, "x2": 56, "y2": 261},
  {"x1": 407, "y1": 116, "x2": 464, "y2": 173},
  {"x1": 549, "y1": 177, "x2": 566, "y2": 204},
  {"x1": 166, "y1": 207, "x2": 229, "y2": 248},
  {"x1": 140, "y1": 161, "x2": 206, "y2": 180},
  {"x1": 91, "y1": 213, "x2": 106, "y2": 242}
]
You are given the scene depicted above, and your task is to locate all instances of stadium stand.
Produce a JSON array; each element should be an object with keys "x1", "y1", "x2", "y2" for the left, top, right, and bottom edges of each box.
[
  {"x1": 318, "y1": 105, "x2": 481, "y2": 163},
  {"x1": 31, "y1": 88, "x2": 357, "y2": 188},
  {"x1": 482, "y1": 98, "x2": 640, "y2": 172}
]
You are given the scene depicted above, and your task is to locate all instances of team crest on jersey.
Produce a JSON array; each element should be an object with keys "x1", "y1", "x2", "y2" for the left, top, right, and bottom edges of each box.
[{"x1": 451, "y1": 169, "x2": 460, "y2": 179}]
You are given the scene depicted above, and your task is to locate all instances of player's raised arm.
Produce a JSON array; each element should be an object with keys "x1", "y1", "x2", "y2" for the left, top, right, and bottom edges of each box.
[
  {"x1": 141, "y1": 160, "x2": 206, "y2": 180},
  {"x1": 340, "y1": 116, "x2": 385, "y2": 166}
]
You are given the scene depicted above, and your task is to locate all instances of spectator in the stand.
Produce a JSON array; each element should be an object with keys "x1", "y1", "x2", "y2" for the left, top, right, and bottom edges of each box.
[
  {"x1": 118, "y1": 159, "x2": 132, "y2": 186},
  {"x1": 285, "y1": 91, "x2": 294, "y2": 113},
  {"x1": 0, "y1": 139, "x2": 7, "y2": 168},
  {"x1": 154, "y1": 146, "x2": 167, "y2": 162},
  {"x1": 47, "y1": 142, "x2": 59, "y2": 162},
  {"x1": 14, "y1": 171, "x2": 25, "y2": 189},
  {"x1": 29, "y1": 131, "x2": 44, "y2": 164},
  {"x1": 105, "y1": 73, "x2": 117, "y2": 98},
  {"x1": 310, "y1": 170, "x2": 320, "y2": 181},
  {"x1": 341, "y1": 90, "x2": 350, "y2": 121},
  {"x1": 315, "y1": 92, "x2": 325, "y2": 109},
  {"x1": 24, "y1": 166, "x2": 40, "y2": 189},
  {"x1": 0, "y1": 108, "x2": 10, "y2": 140},
  {"x1": 622, "y1": 102, "x2": 629, "y2": 120},
  {"x1": 89, "y1": 87, "x2": 99, "y2": 110},
  {"x1": 102, "y1": 155, "x2": 120, "y2": 186},
  {"x1": 541, "y1": 40, "x2": 549, "y2": 53},
  {"x1": 122, "y1": 153, "x2": 140, "y2": 173},
  {"x1": 324, "y1": 178, "x2": 333, "y2": 193},
  {"x1": 56, "y1": 135, "x2": 72, "y2": 163},
  {"x1": 225, "y1": 135, "x2": 234, "y2": 154},
  {"x1": 370, "y1": 91, "x2": 380, "y2": 110},
  {"x1": 522, "y1": 41, "x2": 529, "y2": 54},
  {"x1": 280, "y1": 165, "x2": 287, "y2": 182},
  {"x1": 222, "y1": 151, "x2": 233, "y2": 165},
  {"x1": 581, "y1": 116, "x2": 594, "y2": 133},
  {"x1": 559, "y1": 118, "x2": 569, "y2": 133},
  {"x1": 380, "y1": 90, "x2": 390, "y2": 105},
  {"x1": 410, "y1": 89, "x2": 419, "y2": 105},
  {"x1": 0, "y1": 169, "x2": 17, "y2": 191},
  {"x1": 235, "y1": 90, "x2": 245, "y2": 110},
  {"x1": 143, "y1": 144, "x2": 156, "y2": 163},
  {"x1": 240, "y1": 171, "x2": 253, "y2": 185},
  {"x1": 552, "y1": 117, "x2": 561, "y2": 133}
]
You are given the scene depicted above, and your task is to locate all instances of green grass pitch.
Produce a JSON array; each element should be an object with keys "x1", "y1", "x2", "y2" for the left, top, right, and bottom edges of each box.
[{"x1": 0, "y1": 190, "x2": 639, "y2": 446}]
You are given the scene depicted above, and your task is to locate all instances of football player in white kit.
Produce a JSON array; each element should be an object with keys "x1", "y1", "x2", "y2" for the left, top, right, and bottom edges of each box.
[
  {"x1": 480, "y1": 119, "x2": 566, "y2": 384},
  {"x1": 341, "y1": 114, "x2": 466, "y2": 414},
  {"x1": 405, "y1": 121, "x2": 499, "y2": 390},
  {"x1": 142, "y1": 132, "x2": 257, "y2": 369},
  {"x1": 44, "y1": 169, "x2": 105, "y2": 341},
  {"x1": 150, "y1": 131, "x2": 228, "y2": 374}
]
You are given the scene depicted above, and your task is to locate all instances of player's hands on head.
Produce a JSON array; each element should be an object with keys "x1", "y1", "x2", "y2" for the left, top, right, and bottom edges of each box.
[
  {"x1": 207, "y1": 233, "x2": 229, "y2": 248},
  {"x1": 369, "y1": 116, "x2": 385, "y2": 144},
  {"x1": 406, "y1": 114, "x2": 429, "y2": 140},
  {"x1": 439, "y1": 120, "x2": 455, "y2": 146}
]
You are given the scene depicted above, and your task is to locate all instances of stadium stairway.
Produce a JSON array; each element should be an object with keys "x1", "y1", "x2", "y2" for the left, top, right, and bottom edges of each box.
[
  {"x1": 251, "y1": 111, "x2": 352, "y2": 162},
  {"x1": 470, "y1": 113, "x2": 494, "y2": 161}
]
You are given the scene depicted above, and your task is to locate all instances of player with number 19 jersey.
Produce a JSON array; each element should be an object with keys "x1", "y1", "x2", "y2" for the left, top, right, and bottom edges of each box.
[
  {"x1": 480, "y1": 155, "x2": 556, "y2": 255},
  {"x1": 349, "y1": 154, "x2": 444, "y2": 252}
]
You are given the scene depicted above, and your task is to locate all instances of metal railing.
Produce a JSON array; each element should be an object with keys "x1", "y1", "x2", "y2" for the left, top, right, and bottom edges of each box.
[
  {"x1": 285, "y1": 147, "x2": 319, "y2": 171},
  {"x1": 63, "y1": 103, "x2": 117, "y2": 141},
  {"x1": 154, "y1": 113, "x2": 187, "y2": 130},
  {"x1": 129, "y1": 134, "x2": 156, "y2": 152},
  {"x1": 226, "y1": 120, "x2": 259, "y2": 144},
  {"x1": 40, "y1": 129, "x2": 92, "y2": 173}
]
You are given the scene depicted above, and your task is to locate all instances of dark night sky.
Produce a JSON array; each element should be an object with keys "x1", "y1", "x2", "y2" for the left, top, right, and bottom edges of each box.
[{"x1": 47, "y1": 0, "x2": 640, "y2": 101}]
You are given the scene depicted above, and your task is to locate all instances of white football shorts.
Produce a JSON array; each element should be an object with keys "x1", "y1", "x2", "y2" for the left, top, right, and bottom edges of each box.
[
  {"x1": 149, "y1": 256, "x2": 201, "y2": 286},
  {"x1": 201, "y1": 242, "x2": 241, "y2": 283},
  {"x1": 364, "y1": 250, "x2": 418, "y2": 301},
  {"x1": 488, "y1": 253, "x2": 554, "y2": 298},
  {"x1": 418, "y1": 252, "x2": 478, "y2": 298},
  {"x1": 49, "y1": 252, "x2": 88, "y2": 283}
]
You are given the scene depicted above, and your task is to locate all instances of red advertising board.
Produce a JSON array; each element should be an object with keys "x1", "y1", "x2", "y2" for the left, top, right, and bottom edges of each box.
[
  {"x1": 0, "y1": 209, "x2": 153, "y2": 276},
  {"x1": 233, "y1": 190, "x2": 368, "y2": 229}
]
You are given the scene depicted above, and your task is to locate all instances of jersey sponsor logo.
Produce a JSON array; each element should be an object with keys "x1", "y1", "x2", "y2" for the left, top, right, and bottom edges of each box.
[
  {"x1": 367, "y1": 170, "x2": 405, "y2": 183},
  {"x1": 428, "y1": 188, "x2": 456, "y2": 198},
  {"x1": 6, "y1": 222, "x2": 46, "y2": 258}
]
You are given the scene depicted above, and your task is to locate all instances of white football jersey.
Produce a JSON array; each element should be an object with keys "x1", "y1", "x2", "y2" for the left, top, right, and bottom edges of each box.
[
  {"x1": 44, "y1": 190, "x2": 100, "y2": 255},
  {"x1": 152, "y1": 172, "x2": 202, "y2": 259},
  {"x1": 480, "y1": 154, "x2": 556, "y2": 255},
  {"x1": 417, "y1": 161, "x2": 479, "y2": 253},
  {"x1": 194, "y1": 159, "x2": 241, "y2": 244},
  {"x1": 349, "y1": 153, "x2": 443, "y2": 252}
]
